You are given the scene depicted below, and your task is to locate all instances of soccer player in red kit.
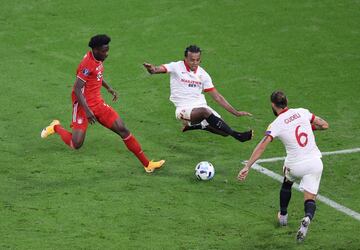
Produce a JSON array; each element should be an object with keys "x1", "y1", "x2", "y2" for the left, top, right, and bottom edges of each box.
[{"x1": 41, "y1": 34, "x2": 165, "y2": 173}]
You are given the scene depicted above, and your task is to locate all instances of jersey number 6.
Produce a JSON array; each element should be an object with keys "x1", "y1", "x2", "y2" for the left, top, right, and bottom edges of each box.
[{"x1": 295, "y1": 125, "x2": 308, "y2": 147}]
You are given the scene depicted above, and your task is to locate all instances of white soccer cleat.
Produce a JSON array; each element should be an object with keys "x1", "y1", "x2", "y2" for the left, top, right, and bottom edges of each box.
[
  {"x1": 277, "y1": 212, "x2": 288, "y2": 226},
  {"x1": 296, "y1": 216, "x2": 311, "y2": 242}
]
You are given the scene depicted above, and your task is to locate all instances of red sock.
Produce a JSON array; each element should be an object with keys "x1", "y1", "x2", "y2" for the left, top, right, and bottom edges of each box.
[
  {"x1": 54, "y1": 125, "x2": 74, "y2": 148},
  {"x1": 123, "y1": 134, "x2": 149, "y2": 167}
]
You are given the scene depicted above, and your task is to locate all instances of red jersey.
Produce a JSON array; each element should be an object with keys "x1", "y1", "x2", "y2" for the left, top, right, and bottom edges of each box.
[{"x1": 72, "y1": 51, "x2": 104, "y2": 107}]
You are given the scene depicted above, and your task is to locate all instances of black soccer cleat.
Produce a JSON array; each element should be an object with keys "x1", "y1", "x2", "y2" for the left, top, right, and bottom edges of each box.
[{"x1": 233, "y1": 129, "x2": 254, "y2": 142}]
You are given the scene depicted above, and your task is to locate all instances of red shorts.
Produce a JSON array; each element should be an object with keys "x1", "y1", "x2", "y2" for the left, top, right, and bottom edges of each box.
[{"x1": 71, "y1": 101, "x2": 119, "y2": 131}]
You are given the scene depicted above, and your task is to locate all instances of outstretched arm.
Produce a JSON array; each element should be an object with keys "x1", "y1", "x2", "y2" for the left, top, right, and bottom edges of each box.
[
  {"x1": 207, "y1": 88, "x2": 252, "y2": 117},
  {"x1": 143, "y1": 62, "x2": 167, "y2": 74},
  {"x1": 102, "y1": 79, "x2": 118, "y2": 102},
  {"x1": 312, "y1": 116, "x2": 329, "y2": 130},
  {"x1": 237, "y1": 136, "x2": 272, "y2": 181}
]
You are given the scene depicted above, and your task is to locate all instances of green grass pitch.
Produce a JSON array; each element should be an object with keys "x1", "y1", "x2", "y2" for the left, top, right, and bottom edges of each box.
[{"x1": 1, "y1": 0, "x2": 360, "y2": 249}]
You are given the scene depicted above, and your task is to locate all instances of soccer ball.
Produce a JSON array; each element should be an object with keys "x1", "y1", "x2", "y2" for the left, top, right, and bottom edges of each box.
[{"x1": 195, "y1": 161, "x2": 215, "y2": 180}]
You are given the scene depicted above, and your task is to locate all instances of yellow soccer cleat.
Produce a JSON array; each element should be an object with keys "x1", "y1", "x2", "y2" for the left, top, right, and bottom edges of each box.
[
  {"x1": 144, "y1": 160, "x2": 165, "y2": 173},
  {"x1": 41, "y1": 120, "x2": 60, "y2": 138}
]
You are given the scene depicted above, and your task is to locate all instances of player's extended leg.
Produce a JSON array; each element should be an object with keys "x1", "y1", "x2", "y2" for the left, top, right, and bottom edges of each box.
[
  {"x1": 204, "y1": 126, "x2": 228, "y2": 136},
  {"x1": 296, "y1": 191, "x2": 317, "y2": 242},
  {"x1": 109, "y1": 117, "x2": 165, "y2": 173},
  {"x1": 182, "y1": 124, "x2": 203, "y2": 132},
  {"x1": 278, "y1": 177, "x2": 293, "y2": 226},
  {"x1": 190, "y1": 107, "x2": 253, "y2": 142},
  {"x1": 182, "y1": 123, "x2": 228, "y2": 137}
]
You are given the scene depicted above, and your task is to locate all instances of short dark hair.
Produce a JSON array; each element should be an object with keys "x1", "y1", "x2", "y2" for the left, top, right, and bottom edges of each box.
[
  {"x1": 88, "y1": 34, "x2": 111, "y2": 49},
  {"x1": 184, "y1": 45, "x2": 201, "y2": 57},
  {"x1": 271, "y1": 91, "x2": 288, "y2": 108}
]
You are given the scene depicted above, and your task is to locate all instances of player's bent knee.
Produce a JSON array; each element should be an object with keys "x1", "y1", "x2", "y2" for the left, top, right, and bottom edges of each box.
[
  {"x1": 323, "y1": 122, "x2": 329, "y2": 130},
  {"x1": 71, "y1": 130, "x2": 85, "y2": 150},
  {"x1": 72, "y1": 141, "x2": 83, "y2": 150},
  {"x1": 111, "y1": 120, "x2": 130, "y2": 138},
  {"x1": 71, "y1": 137, "x2": 84, "y2": 149},
  {"x1": 119, "y1": 127, "x2": 130, "y2": 138},
  {"x1": 199, "y1": 107, "x2": 212, "y2": 118},
  {"x1": 304, "y1": 191, "x2": 317, "y2": 201},
  {"x1": 116, "y1": 123, "x2": 129, "y2": 136}
]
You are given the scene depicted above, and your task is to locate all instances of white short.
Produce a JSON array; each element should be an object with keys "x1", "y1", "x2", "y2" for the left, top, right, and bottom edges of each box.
[
  {"x1": 175, "y1": 105, "x2": 221, "y2": 128},
  {"x1": 283, "y1": 157, "x2": 323, "y2": 195}
]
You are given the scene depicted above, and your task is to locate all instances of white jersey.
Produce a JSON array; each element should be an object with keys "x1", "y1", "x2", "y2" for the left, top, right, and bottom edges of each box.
[
  {"x1": 266, "y1": 108, "x2": 322, "y2": 166},
  {"x1": 162, "y1": 61, "x2": 215, "y2": 108}
]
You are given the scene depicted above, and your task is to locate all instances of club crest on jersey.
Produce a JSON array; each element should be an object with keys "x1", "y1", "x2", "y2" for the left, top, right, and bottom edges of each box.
[
  {"x1": 97, "y1": 72, "x2": 103, "y2": 81},
  {"x1": 77, "y1": 118, "x2": 83, "y2": 124},
  {"x1": 82, "y1": 68, "x2": 90, "y2": 76}
]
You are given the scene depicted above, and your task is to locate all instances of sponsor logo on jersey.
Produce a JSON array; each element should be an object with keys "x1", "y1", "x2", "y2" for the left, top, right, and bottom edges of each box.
[{"x1": 180, "y1": 78, "x2": 201, "y2": 85}]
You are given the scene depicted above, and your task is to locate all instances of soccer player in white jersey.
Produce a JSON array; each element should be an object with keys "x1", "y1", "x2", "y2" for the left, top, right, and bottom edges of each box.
[
  {"x1": 143, "y1": 45, "x2": 253, "y2": 142},
  {"x1": 237, "y1": 91, "x2": 329, "y2": 242}
]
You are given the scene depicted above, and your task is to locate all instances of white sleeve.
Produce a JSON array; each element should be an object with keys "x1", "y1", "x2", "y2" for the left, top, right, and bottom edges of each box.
[
  {"x1": 202, "y1": 71, "x2": 215, "y2": 92},
  {"x1": 162, "y1": 62, "x2": 177, "y2": 73},
  {"x1": 300, "y1": 108, "x2": 315, "y2": 123},
  {"x1": 265, "y1": 121, "x2": 281, "y2": 140}
]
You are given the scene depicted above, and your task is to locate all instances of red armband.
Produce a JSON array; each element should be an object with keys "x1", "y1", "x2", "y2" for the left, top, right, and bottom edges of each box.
[{"x1": 312, "y1": 124, "x2": 317, "y2": 131}]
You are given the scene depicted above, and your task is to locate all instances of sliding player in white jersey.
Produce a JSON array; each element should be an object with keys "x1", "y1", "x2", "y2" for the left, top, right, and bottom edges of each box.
[
  {"x1": 143, "y1": 45, "x2": 253, "y2": 143},
  {"x1": 237, "y1": 91, "x2": 329, "y2": 242}
]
